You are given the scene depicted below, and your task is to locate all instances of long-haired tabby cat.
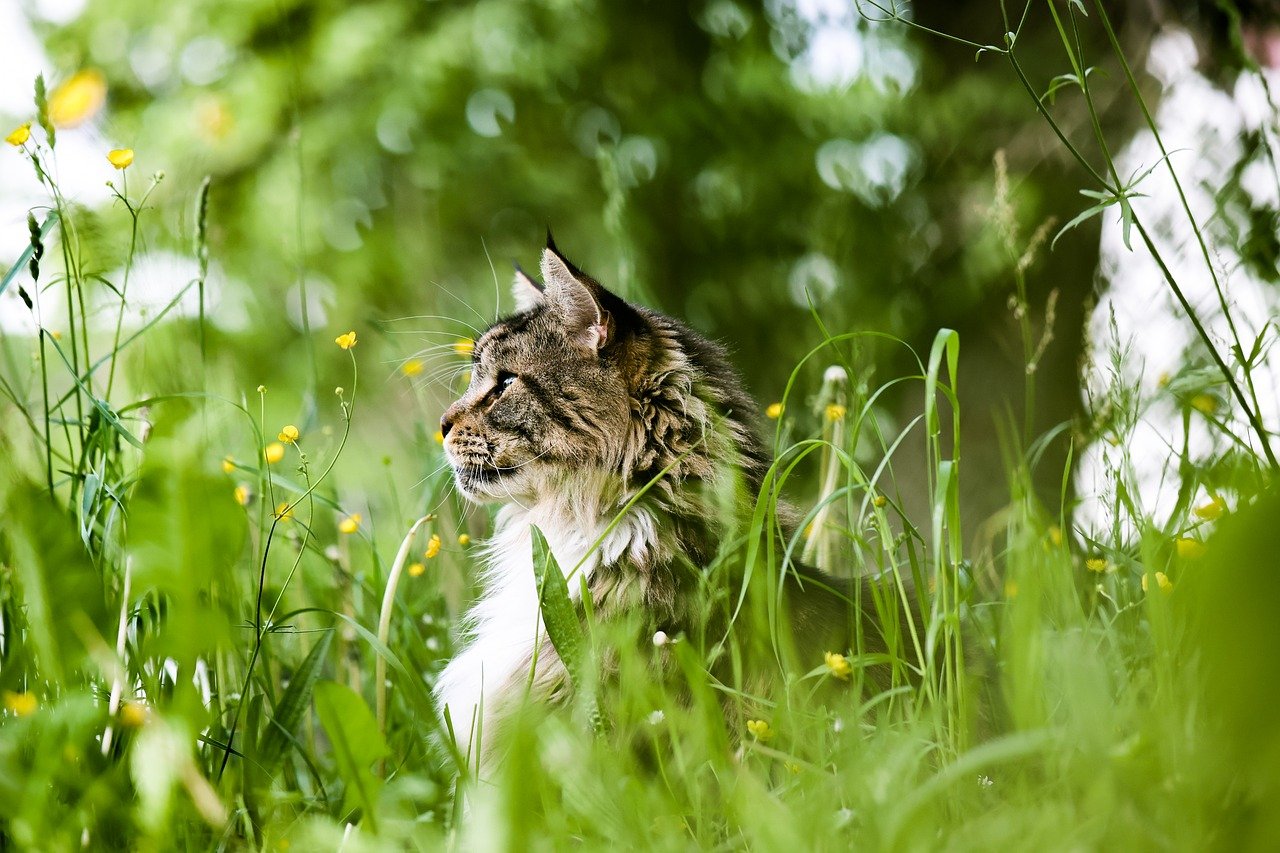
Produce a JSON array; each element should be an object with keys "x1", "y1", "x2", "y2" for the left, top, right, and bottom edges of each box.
[{"x1": 435, "y1": 239, "x2": 917, "y2": 769}]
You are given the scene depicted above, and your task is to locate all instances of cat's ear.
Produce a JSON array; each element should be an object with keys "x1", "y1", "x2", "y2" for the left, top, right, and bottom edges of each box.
[
  {"x1": 511, "y1": 263, "x2": 544, "y2": 312},
  {"x1": 541, "y1": 243, "x2": 610, "y2": 352}
]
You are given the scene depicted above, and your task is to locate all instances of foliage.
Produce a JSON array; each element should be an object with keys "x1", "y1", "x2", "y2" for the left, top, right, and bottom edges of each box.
[{"x1": 1, "y1": 0, "x2": 1278, "y2": 850}]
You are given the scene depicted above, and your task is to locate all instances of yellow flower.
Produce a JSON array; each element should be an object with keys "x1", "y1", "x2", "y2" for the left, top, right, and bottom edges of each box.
[
  {"x1": 338, "y1": 513, "x2": 362, "y2": 535},
  {"x1": 1190, "y1": 394, "x2": 1218, "y2": 415},
  {"x1": 3, "y1": 690, "x2": 37, "y2": 716},
  {"x1": 106, "y1": 148, "x2": 134, "y2": 169},
  {"x1": 278, "y1": 425, "x2": 300, "y2": 444},
  {"x1": 765, "y1": 402, "x2": 783, "y2": 419},
  {"x1": 264, "y1": 442, "x2": 285, "y2": 464},
  {"x1": 746, "y1": 719, "x2": 774, "y2": 742},
  {"x1": 1085, "y1": 557, "x2": 1108, "y2": 573},
  {"x1": 1193, "y1": 498, "x2": 1226, "y2": 521},
  {"x1": 1142, "y1": 571, "x2": 1173, "y2": 593},
  {"x1": 48, "y1": 70, "x2": 108, "y2": 128},
  {"x1": 424, "y1": 534, "x2": 442, "y2": 559},
  {"x1": 458, "y1": 533, "x2": 471, "y2": 546},
  {"x1": 195, "y1": 94, "x2": 233, "y2": 140},
  {"x1": 824, "y1": 651, "x2": 852, "y2": 681},
  {"x1": 401, "y1": 358, "x2": 425, "y2": 377},
  {"x1": 1156, "y1": 372, "x2": 1171, "y2": 388},
  {"x1": 1047, "y1": 525, "x2": 1063, "y2": 546},
  {"x1": 234, "y1": 485, "x2": 251, "y2": 506},
  {"x1": 825, "y1": 403, "x2": 847, "y2": 422},
  {"x1": 221, "y1": 456, "x2": 236, "y2": 474},
  {"x1": 119, "y1": 702, "x2": 148, "y2": 728},
  {"x1": 1176, "y1": 538, "x2": 1206, "y2": 559},
  {"x1": 335, "y1": 331, "x2": 357, "y2": 350},
  {"x1": 873, "y1": 495, "x2": 887, "y2": 508},
  {"x1": 433, "y1": 430, "x2": 445, "y2": 445},
  {"x1": 6, "y1": 122, "x2": 31, "y2": 146},
  {"x1": 407, "y1": 562, "x2": 426, "y2": 577},
  {"x1": 275, "y1": 502, "x2": 294, "y2": 521},
  {"x1": 453, "y1": 338, "x2": 475, "y2": 357}
]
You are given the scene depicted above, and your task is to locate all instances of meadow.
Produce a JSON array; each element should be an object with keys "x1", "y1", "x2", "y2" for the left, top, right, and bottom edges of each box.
[{"x1": 2, "y1": 1, "x2": 1279, "y2": 850}]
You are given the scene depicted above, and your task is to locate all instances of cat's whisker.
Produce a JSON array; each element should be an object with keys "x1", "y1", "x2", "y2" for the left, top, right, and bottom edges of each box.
[
  {"x1": 479, "y1": 237, "x2": 501, "y2": 324},
  {"x1": 383, "y1": 313, "x2": 485, "y2": 335}
]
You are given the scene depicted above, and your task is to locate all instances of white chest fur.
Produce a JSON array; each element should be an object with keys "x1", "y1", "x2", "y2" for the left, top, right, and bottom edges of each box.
[{"x1": 433, "y1": 501, "x2": 660, "y2": 761}]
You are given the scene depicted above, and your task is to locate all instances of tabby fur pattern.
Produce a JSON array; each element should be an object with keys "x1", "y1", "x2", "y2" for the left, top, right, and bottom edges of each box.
[{"x1": 434, "y1": 239, "x2": 910, "y2": 770}]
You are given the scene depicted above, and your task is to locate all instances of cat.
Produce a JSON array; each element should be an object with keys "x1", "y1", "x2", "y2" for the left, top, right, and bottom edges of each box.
[{"x1": 433, "y1": 238, "x2": 918, "y2": 771}]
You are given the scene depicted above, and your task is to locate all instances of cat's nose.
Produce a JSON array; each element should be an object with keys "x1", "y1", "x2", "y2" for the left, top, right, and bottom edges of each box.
[{"x1": 440, "y1": 407, "x2": 457, "y2": 439}]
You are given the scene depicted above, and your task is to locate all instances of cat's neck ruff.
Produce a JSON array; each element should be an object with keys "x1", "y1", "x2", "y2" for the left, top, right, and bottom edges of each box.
[{"x1": 433, "y1": 479, "x2": 662, "y2": 768}]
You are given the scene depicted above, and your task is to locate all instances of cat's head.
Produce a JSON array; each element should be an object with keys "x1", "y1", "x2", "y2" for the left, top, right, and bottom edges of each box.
[
  {"x1": 440, "y1": 238, "x2": 767, "y2": 508},
  {"x1": 440, "y1": 240, "x2": 650, "y2": 503}
]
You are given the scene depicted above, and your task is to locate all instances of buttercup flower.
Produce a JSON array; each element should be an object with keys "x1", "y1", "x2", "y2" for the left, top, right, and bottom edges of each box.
[
  {"x1": 3, "y1": 691, "x2": 37, "y2": 716},
  {"x1": 338, "y1": 513, "x2": 361, "y2": 534},
  {"x1": 335, "y1": 331, "x2": 357, "y2": 350},
  {"x1": 1194, "y1": 498, "x2": 1226, "y2": 521},
  {"x1": 825, "y1": 403, "x2": 847, "y2": 422},
  {"x1": 222, "y1": 456, "x2": 236, "y2": 474},
  {"x1": 765, "y1": 402, "x2": 783, "y2": 419},
  {"x1": 48, "y1": 70, "x2": 107, "y2": 128},
  {"x1": 1085, "y1": 557, "x2": 1108, "y2": 573},
  {"x1": 1047, "y1": 526, "x2": 1064, "y2": 546},
  {"x1": 433, "y1": 430, "x2": 445, "y2": 445},
  {"x1": 424, "y1": 534, "x2": 442, "y2": 559},
  {"x1": 278, "y1": 425, "x2": 300, "y2": 444},
  {"x1": 1176, "y1": 538, "x2": 1206, "y2": 559},
  {"x1": 746, "y1": 719, "x2": 775, "y2": 742},
  {"x1": 401, "y1": 358, "x2": 425, "y2": 377},
  {"x1": 873, "y1": 495, "x2": 888, "y2": 508},
  {"x1": 1190, "y1": 394, "x2": 1218, "y2": 415},
  {"x1": 1142, "y1": 571, "x2": 1173, "y2": 593},
  {"x1": 824, "y1": 651, "x2": 852, "y2": 681},
  {"x1": 6, "y1": 123, "x2": 31, "y2": 146},
  {"x1": 234, "y1": 485, "x2": 251, "y2": 506},
  {"x1": 120, "y1": 702, "x2": 148, "y2": 728},
  {"x1": 264, "y1": 442, "x2": 285, "y2": 464},
  {"x1": 106, "y1": 148, "x2": 134, "y2": 169},
  {"x1": 457, "y1": 534, "x2": 470, "y2": 546},
  {"x1": 275, "y1": 502, "x2": 294, "y2": 521},
  {"x1": 407, "y1": 562, "x2": 426, "y2": 577},
  {"x1": 453, "y1": 338, "x2": 474, "y2": 357}
]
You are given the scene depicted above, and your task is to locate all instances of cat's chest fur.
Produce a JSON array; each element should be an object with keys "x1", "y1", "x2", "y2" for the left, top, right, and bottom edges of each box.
[{"x1": 433, "y1": 499, "x2": 663, "y2": 756}]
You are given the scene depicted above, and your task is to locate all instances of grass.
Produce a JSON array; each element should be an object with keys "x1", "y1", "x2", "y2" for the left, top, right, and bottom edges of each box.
[{"x1": 2, "y1": 5, "x2": 1279, "y2": 849}]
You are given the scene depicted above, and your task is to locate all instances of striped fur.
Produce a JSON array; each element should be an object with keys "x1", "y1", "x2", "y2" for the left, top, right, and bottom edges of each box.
[{"x1": 434, "y1": 241, "x2": 908, "y2": 772}]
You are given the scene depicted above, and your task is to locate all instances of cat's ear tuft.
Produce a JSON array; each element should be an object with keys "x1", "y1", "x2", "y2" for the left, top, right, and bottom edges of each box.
[
  {"x1": 541, "y1": 246, "x2": 609, "y2": 352},
  {"x1": 511, "y1": 262, "x2": 544, "y2": 312}
]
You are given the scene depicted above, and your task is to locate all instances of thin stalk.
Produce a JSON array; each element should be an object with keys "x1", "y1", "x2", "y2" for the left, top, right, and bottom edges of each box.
[
  {"x1": 376, "y1": 516, "x2": 433, "y2": 761},
  {"x1": 1133, "y1": 216, "x2": 1277, "y2": 468},
  {"x1": 1091, "y1": 0, "x2": 1273, "y2": 466}
]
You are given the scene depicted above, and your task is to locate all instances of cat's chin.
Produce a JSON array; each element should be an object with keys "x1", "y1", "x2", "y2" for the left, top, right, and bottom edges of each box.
[{"x1": 451, "y1": 463, "x2": 534, "y2": 503}]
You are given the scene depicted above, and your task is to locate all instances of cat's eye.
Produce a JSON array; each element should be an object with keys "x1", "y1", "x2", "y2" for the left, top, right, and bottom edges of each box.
[{"x1": 496, "y1": 372, "x2": 517, "y2": 392}]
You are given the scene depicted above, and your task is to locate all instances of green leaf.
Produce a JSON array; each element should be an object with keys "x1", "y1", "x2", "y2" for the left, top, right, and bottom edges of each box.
[
  {"x1": 531, "y1": 525, "x2": 585, "y2": 685},
  {"x1": 258, "y1": 630, "x2": 333, "y2": 772},
  {"x1": 1052, "y1": 198, "x2": 1115, "y2": 249},
  {"x1": 129, "y1": 409, "x2": 245, "y2": 670},
  {"x1": 313, "y1": 681, "x2": 388, "y2": 831},
  {"x1": 0, "y1": 481, "x2": 108, "y2": 685}
]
